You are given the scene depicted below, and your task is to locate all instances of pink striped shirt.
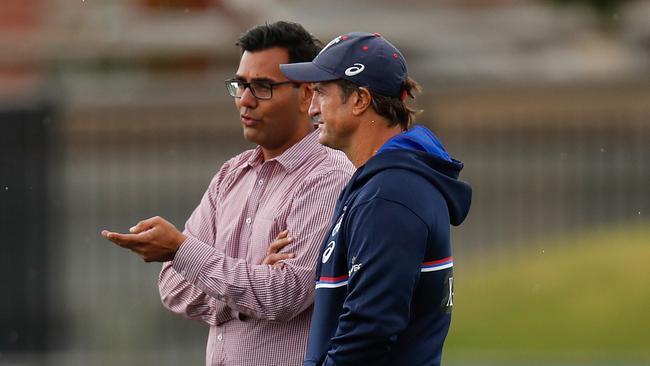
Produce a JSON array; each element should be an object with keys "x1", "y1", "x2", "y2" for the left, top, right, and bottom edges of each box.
[{"x1": 158, "y1": 130, "x2": 354, "y2": 366}]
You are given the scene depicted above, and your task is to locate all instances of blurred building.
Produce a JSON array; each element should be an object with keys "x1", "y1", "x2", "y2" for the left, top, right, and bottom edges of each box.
[{"x1": 3, "y1": 0, "x2": 650, "y2": 93}]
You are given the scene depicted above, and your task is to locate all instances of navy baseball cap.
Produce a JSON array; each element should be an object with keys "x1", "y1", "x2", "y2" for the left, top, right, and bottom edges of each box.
[{"x1": 280, "y1": 32, "x2": 408, "y2": 98}]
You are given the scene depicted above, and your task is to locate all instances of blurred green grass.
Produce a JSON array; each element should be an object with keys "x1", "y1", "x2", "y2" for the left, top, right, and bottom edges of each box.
[{"x1": 445, "y1": 222, "x2": 650, "y2": 365}]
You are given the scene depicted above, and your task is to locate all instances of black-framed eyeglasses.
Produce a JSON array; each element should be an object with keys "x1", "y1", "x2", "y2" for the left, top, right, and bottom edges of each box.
[{"x1": 225, "y1": 79, "x2": 297, "y2": 100}]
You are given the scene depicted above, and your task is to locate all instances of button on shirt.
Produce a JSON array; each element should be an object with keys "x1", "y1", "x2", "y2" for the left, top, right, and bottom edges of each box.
[{"x1": 158, "y1": 130, "x2": 354, "y2": 366}]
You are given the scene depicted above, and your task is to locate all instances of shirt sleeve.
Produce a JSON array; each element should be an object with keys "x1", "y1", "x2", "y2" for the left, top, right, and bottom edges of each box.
[
  {"x1": 158, "y1": 167, "x2": 235, "y2": 326},
  {"x1": 171, "y1": 169, "x2": 351, "y2": 322},
  {"x1": 323, "y1": 198, "x2": 428, "y2": 365}
]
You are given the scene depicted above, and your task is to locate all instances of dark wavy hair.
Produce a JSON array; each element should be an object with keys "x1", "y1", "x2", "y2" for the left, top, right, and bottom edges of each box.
[{"x1": 236, "y1": 21, "x2": 322, "y2": 63}]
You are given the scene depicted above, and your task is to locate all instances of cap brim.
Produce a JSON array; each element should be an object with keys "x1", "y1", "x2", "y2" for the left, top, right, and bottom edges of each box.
[{"x1": 280, "y1": 62, "x2": 338, "y2": 82}]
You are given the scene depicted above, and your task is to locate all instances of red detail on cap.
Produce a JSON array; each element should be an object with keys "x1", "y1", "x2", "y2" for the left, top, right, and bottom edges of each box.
[
  {"x1": 373, "y1": 32, "x2": 382, "y2": 37},
  {"x1": 393, "y1": 53, "x2": 399, "y2": 59},
  {"x1": 362, "y1": 45, "x2": 369, "y2": 51},
  {"x1": 401, "y1": 89, "x2": 408, "y2": 101},
  {"x1": 342, "y1": 35, "x2": 349, "y2": 40}
]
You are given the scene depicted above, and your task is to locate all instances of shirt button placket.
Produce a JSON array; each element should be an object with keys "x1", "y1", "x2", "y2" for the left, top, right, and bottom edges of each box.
[
  {"x1": 247, "y1": 166, "x2": 270, "y2": 225},
  {"x1": 238, "y1": 167, "x2": 269, "y2": 258},
  {"x1": 213, "y1": 326, "x2": 226, "y2": 365}
]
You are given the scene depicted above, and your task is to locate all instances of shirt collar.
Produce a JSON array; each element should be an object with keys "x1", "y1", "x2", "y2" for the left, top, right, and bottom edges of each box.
[
  {"x1": 245, "y1": 146, "x2": 266, "y2": 168},
  {"x1": 245, "y1": 129, "x2": 321, "y2": 171}
]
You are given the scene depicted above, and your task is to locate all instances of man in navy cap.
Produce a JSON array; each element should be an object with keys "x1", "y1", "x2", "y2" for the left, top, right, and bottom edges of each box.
[{"x1": 281, "y1": 32, "x2": 472, "y2": 365}]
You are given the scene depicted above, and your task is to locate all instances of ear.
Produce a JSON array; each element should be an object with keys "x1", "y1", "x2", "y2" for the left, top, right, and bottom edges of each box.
[
  {"x1": 351, "y1": 87, "x2": 372, "y2": 117},
  {"x1": 297, "y1": 83, "x2": 313, "y2": 114}
]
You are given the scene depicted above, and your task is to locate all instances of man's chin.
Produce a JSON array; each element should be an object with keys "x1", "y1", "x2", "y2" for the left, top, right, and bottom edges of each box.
[
  {"x1": 317, "y1": 128, "x2": 328, "y2": 145},
  {"x1": 317, "y1": 130, "x2": 340, "y2": 150},
  {"x1": 242, "y1": 125, "x2": 263, "y2": 144}
]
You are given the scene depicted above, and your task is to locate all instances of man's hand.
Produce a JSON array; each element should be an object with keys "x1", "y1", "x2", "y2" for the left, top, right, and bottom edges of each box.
[
  {"x1": 101, "y1": 216, "x2": 187, "y2": 262},
  {"x1": 262, "y1": 230, "x2": 294, "y2": 269}
]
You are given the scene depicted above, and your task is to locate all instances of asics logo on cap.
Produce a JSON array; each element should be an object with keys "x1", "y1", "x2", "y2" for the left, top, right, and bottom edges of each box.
[{"x1": 344, "y1": 63, "x2": 365, "y2": 76}]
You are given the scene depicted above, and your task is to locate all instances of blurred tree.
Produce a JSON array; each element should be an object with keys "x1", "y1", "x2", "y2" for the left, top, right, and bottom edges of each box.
[{"x1": 548, "y1": 0, "x2": 632, "y2": 30}]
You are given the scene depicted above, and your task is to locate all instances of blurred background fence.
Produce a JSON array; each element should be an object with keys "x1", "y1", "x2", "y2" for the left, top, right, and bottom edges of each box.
[
  {"x1": 432, "y1": 84, "x2": 649, "y2": 259},
  {"x1": 1, "y1": 0, "x2": 649, "y2": 365}
]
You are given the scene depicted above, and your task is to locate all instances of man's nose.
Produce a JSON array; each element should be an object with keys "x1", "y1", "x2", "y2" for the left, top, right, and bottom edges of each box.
[
  {"x1": 308, "y1": 95, "x2": 320, "y2": 117},
  {"x1": 238, "y1": 86, "x2": 258, "y2": 109}
]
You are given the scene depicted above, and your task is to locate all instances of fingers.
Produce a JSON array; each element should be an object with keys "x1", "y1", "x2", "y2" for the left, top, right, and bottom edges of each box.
[
  {"x1": 102, "y1": 215, "x2": 182, "y2": 264},
  {"x1": 101, "y1": 230, "x2": 140, "y2": 248},
  {"x1": 262, "y1": 252, "x2": 295, "y2": 266},
  {"x1": 267, "y1": 235, "x2": 293, "y2": 255},
  {"x1": 275, "y1": 229, "x2": 289, "y2": 240},
  {"x1": 129, "y1": 216, "x2": 159, "y2": 234},
  {"x1": 262, "y1": 230, "x2": 294, "y2": 265}
]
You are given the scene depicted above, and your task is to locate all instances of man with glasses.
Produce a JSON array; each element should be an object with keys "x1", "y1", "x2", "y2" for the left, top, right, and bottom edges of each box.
[{"x1": 101, "y1": 21, "x2": 354, "y2": 365}]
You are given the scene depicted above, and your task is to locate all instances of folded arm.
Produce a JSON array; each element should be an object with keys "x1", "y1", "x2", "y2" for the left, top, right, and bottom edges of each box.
[{"x1": 172, "y1": 170, "x2": 350, "y2": 322}]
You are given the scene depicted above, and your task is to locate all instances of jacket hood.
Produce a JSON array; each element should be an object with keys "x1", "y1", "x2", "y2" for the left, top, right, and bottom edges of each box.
[{"x1": 350, "y1": 125, "x2": 472, "y2": 226}]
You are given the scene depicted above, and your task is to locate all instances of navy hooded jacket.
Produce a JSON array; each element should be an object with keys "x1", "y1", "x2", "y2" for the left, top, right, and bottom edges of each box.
[{"x1": 304, "y1": 125, "x2": 472, "y2": 366}]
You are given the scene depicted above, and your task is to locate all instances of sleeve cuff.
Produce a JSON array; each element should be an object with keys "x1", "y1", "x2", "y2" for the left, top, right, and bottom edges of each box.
[{"x1": 172, "y1": 235, "x2": 215, "y2": 284}]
